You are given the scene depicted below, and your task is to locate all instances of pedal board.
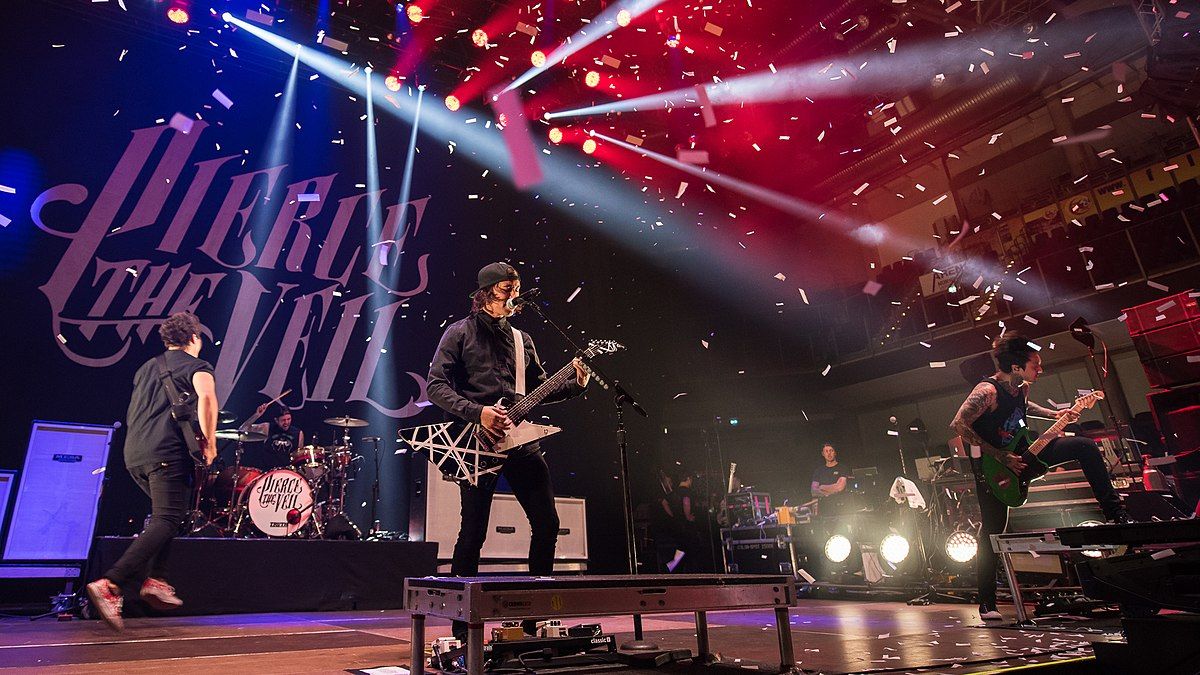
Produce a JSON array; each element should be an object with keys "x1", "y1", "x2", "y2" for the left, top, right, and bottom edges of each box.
[{"x1": 429, "y1": 633, "x2": 617, "y2": 671}]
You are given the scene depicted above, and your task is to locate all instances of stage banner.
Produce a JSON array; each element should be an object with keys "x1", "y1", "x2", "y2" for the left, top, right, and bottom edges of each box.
[
  {"x1": 1059, "y1": 191, "x2": 1098, "y2": 223},
  {"x1": 1022, "y1": 203, "x2": 1061, "y2": 234},
  {"x1": 1166, "y1": 150, "x2": 1200, "y2": 183},
  {"x1": 1095, "y1": 177, "x2": 1135, "y2": 211}
]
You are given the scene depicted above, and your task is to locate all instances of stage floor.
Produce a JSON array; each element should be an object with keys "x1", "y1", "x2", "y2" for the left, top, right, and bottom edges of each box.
[{"x1": 0, "y1": 601, "x2": 1119, "y2": 674}]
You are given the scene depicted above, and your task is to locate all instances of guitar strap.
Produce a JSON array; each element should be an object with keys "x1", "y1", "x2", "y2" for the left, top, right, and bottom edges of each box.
[
  {"x1": 155, "y1": 354, "x2": 188, "y2": 410},
  {"x1": 511, "y1": 326, "x2": 526, "y2": 396}
]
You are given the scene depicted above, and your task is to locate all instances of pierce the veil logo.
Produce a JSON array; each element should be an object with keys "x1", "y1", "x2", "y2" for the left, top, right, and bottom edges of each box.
[{"x1": 31, "y1": 122, "x2": 434, "y2": 418}]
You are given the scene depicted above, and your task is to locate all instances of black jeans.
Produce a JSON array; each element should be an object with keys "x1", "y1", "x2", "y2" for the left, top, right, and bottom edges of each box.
[
  {"x1": 104, "y1": 459, "x2": 191, "y2": 586},
  {"x1": 975, "y1": 436, "x2": 1122, "y2": 607},
  {"x1": 451, "y1": 447, "x2": 559, "y2": 636}
]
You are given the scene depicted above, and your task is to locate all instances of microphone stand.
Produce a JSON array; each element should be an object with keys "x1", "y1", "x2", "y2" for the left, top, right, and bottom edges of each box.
[{"x1": 520, "y1": 299, "x2": 659, "y2": 652}]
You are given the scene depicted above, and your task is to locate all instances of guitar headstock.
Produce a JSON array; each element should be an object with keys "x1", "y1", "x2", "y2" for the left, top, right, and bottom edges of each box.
[
  {"x1": 1075, "y1": 390, "x2": 1105, "y2": 409},
  {"x1": 584, "y1": 339, "x2": 624, "y2": 357}
]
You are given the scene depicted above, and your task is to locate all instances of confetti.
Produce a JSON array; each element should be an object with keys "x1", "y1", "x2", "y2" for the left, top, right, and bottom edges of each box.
[
  {"x1": 862, "y1": 280, "x2": 883, "y2": 296},
  {"x1": 212, "y1": 89, "x2": 234, "y2": 109},
  {"x1": 566, "y1": 286, "x2": 582, "y2": 303},
  {"x1": 168, "y1": 113, "x2": 194, "y2": 134}
]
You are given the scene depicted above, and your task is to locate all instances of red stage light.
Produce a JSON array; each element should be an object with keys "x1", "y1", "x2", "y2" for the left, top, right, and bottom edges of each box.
[
  {"x1": 584, "y1": 71, "x2": 600, "y2": 87},
  {"x1": 616, "y1": 9, "x2": 632, "y2": 27},
  {"x1": 166, "y1": 4, "x2": 189, "y2": 24},
  {"x1": 445, "y1": 95, "x2": 461, "y2": 112},
  {"x1": 582, "y1": 138, "x2": 597, "y2": 154},
  {"x1": 384, "y1": 74, "x2": 402, "y2": 91},
  {"x1": 472, "y1": 29, "x2": 488, "y2": 47},
  {"x1": 406, "y1": 5, "x2": 424, "y2": 23},
  {"x1": 548, "y1": 127, "x2": 563, "y2": 144},
  {"x1": 497, "y1": 112, "x2": 508, "y2": 126},
  {"x1": 530, "y1": 50, "x2": 546, "y2": 67}
]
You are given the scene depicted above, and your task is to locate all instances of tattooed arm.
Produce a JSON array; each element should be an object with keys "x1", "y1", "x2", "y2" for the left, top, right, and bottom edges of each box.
[
  {"x1": 950, "y1": 381, "x2": 1000, "y2": 457},
  {"x1": 1027, "y1": 400, "x2": 1063, "y2": 418}
]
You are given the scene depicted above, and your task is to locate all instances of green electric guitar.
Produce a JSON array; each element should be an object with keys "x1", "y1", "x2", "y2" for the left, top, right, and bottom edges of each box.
[{"x1": 979, "y1": 390, "x2": 1104, "y2": 507}]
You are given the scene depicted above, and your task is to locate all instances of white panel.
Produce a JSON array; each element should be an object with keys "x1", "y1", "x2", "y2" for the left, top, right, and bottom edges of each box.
[
  {"x1": 5, "y1": 422, "x2": 112, "y2": 561},
  {"x1": 423, "y1": 462, "x2": 588, "y2": 562}
]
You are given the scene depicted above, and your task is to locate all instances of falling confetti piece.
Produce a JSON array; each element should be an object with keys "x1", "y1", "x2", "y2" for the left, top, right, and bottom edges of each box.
[
  {"x1": 566, "y1": 286, "x2": 582, "y2": 303},
  {"x1": 212, "y1": 89, "x2": 234, "y2": 109},
  {"x1": 168, "y1": 113, "x2": 194, "y2": 134}
]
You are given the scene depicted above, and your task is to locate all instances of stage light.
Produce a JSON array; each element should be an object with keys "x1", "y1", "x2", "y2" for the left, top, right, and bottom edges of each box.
[
  {"x1": 616, "y1": 9, "x2": 632, "y2": 27},
  {"x1": 728, "y1": 418, "x2": 739, "y2": 426},
  {"x1": 585, "y1": 70, "x2": 600, "y2": 87},
  {"x1": 384, "y1": 74, "x2": 402, "y2": 91},
  {"x1": 582, "y1": 138, "x2": 597, "y2": 154},
  {"x1": 444, "y1": 95, "x2": 461, "y2": 112},
  {"x1": 530, "y1": 50, "x2": 546, "y2": 67},
  {"x1": 497, "y1": 112, "x2": 508, "y2": 126},
  {"x1": 880, "y1": 534, "x2": 910, "y2": 565},
  {"x1": 666, "y1": 33, "x2": 681, "y2": 48},
  {"x1": 406, "y1": 4, "x2": 424, "y2": 23},
  {"x1": 472, "y1": 29, "x2": 488, "y2": 48},
  {"x1": 944, "y1": 531, "x2": 978, "y2": 563},
  {"x1": 824, "y1": 535, "x2": 852, "y2": 564},
  {"x1": 167, "y1": 4, "x2": 189, "y2": 24},
  {"x1": 548, "y1": 127, "x2": 563, "y2": 144},
  {"x1": 221, "y1": 11, "x2": 232, "y2": 22}
]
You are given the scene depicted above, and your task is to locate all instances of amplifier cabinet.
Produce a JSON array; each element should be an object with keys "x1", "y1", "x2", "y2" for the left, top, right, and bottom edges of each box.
[
  {"x1": 1133, "y1": 317, "x2": 1200, "y2": 361},
  {"x1": 414, "y1": 460, "x2": 588, "y2": 564},
  {"x1": 1124, "y1": 290, "x2": 1199, "y2": 335}
]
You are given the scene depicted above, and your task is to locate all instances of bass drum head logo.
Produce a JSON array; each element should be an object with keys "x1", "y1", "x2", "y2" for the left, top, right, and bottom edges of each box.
[{"x1": 241, "y1": 468, "x2": 313, "y2": 536}]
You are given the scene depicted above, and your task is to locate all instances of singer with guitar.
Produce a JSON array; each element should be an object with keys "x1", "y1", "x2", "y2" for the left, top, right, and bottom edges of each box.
[
  {"x1": 426, "y1": 262, "x2": 589, "y2": 640},
  {"x1": 86, "y1": 312, "x2": 219, "y2": 631},
  {"x1": 949, "y1": 333, "x2": 1128, "y2": 622}
]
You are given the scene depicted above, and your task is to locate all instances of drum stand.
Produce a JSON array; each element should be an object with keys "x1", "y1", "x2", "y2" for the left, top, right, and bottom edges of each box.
[{"x1": 226, "y1": 440, "x2": 248, "y2": 536}]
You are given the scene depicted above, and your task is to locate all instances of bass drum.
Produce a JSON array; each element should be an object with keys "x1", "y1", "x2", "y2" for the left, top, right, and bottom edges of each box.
[
  {"x1": 207, "y1": 466, "x2": 264, "y2": 505},
  {"x1": 238, "y1": 469, "x2": 314, "y2": 537}
]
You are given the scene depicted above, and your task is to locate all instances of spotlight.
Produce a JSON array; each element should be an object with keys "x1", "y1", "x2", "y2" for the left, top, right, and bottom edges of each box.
[
  {"x1": 444, "y1": 95, "x2": 461, "y2": 112},
  {"x1": 530, "y1": 50, "x2": 546, "y2": 67},
  {"x1": 582, "y1": 138, "x2": 597, "y2": 154},
  {"x1": 729, "y1": 418, "x2": 739, "y2": 426},
  {"x1": 497, "y1": 112, "x2": 508, "y2": 126},
  {"x1": 384, "y1": 74, "x2": 402, "y2": 91},
  {"x1": 584, "y1": 70, "x2": 600, "y2": 87},
  {"x1": 472, "y1": 29, "x2": 488, "y2": 48},
  {"x1": 616, "y1": 9, "x2": 632, "y2": 27},
  {"x1": 364, "y1": 66, "x2": 373, "y2": 74},
  {"x1": 221, "y1": 11, "x2": 232, "y2": 22},
  {"x1": 167, "y1": 3, "x2": 190, "y2": 24},
  {"x1": 406, "y1": 5, "x2": 424, "y2": 24},
  {"x1": 880, "y1": 534, "x2": 910, "y2": 565},
  {"x1": 548, "y1": 127, "x2": 563, "y2": 144},
  {"x1": 944, "y1": 531, "x2": 978, "y2": 563},
  {"x1": 824, "y1": 535, "x2": 852, "y2": 564}
]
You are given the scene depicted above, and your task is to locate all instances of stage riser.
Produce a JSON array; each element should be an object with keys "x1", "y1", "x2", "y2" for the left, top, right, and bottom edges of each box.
[{"x1": 89, "y1": 537, "x2": 436, "y2": 616}]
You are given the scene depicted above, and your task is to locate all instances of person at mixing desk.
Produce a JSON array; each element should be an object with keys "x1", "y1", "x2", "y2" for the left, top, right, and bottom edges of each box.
[{"x1": 811, "y1": 443, "x2": 847, "y2": 512}]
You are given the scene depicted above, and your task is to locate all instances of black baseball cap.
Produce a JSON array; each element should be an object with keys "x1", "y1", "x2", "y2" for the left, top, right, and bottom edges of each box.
[{"x1": 470, "y1": 262, "x2": 520, "y2": 297}]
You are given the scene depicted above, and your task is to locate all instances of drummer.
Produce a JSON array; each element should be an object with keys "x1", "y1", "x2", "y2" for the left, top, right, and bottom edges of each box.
[{"x1": 240, "y1": 403, "x2": 305, "y2": 470}]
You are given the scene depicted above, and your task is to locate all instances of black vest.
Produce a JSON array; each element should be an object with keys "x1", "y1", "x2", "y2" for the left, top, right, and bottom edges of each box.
[{"x1": 970, "y1": 377, "x2": 1027, "y2": 452}]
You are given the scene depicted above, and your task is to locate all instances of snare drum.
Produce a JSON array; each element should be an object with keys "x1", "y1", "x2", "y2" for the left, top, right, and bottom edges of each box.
[{"x1": 238, "y1": 468, "x2": 314, "y2": 537}]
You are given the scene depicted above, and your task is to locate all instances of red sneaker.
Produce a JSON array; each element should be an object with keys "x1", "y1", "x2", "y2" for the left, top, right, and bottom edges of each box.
[
  {"x1": 86, "y1": 579, "x2": 125, "y2": 631},
  {"x1": 139, "y1": 578, "x2": 183, "y2": 611}
]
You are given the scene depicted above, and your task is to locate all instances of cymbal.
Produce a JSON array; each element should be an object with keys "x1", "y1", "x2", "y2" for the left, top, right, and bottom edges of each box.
[
  {"x1": 217, "y1": 409, "x2": 237, "y2": 425},
  {"x1": 324, "y1": 415, "x2": 369, "y2": 428},
  {"x1": 214, "y1": 428, "x2": 267, "y2": 442}
]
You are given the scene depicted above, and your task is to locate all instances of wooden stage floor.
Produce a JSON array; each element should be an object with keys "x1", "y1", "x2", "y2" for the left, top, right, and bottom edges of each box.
[{"x1": 0, "y1": 600, "x2": 1119, "y2": 674}]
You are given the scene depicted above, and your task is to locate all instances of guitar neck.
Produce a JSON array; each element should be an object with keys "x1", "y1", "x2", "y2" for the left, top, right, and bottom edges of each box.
[
  {"x1": 506, "y1": 361, "x2": 577, "y2": 423},
  {"x1": 1028, "y1": 401, "x2": 1087, "y2": 455}
]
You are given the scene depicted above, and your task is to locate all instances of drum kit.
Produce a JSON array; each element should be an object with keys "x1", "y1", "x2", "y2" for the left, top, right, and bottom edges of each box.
[{"x1": 188, "y1": 414, "x2": 372, "y2": 539}]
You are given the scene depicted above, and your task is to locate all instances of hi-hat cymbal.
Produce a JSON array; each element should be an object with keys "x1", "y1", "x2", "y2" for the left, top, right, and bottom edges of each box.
[
  {"x1": 324, "y1": 415, "x2": 369, "y2": 428},
  {"x1": 217, "y1": 410, "x2": 237, "y2": 425},
  {"x1": 214, "y1": 428, "x2": 267, "y2": 442}
]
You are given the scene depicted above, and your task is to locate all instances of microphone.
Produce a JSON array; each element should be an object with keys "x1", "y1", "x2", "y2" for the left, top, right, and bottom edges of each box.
[{"x1": 506, "y1": 287, "x2": 541, "y2": 309}]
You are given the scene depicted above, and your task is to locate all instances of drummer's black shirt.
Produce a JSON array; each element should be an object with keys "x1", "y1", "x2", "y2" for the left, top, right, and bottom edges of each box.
[
  {"x1": 427, "y1": 311, "x2": 584, "y2": 427},
  {"x1": 124, "y1": 349, "x2": 214, "y2": 468},
  {"x1": 241, "y1": 421, "x2": 299, "y2": 470}
]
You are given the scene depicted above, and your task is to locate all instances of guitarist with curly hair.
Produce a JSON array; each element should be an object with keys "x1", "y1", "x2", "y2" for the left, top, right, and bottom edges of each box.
[{"x1": 950, "y1": 332, "x2": 1128, "y2": 622}]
